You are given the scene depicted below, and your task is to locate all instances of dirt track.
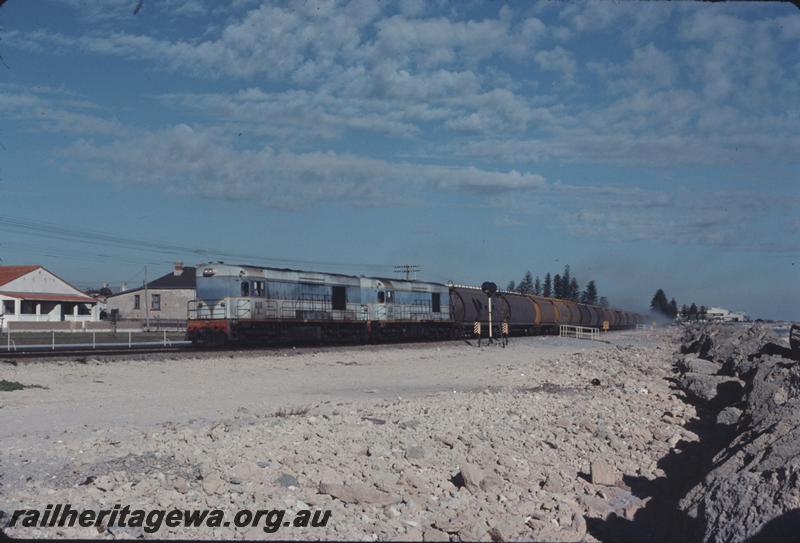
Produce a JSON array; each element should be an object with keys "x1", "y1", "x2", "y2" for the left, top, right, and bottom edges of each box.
[{"x1": 2, "y1": 329, "x2": 689, "y2": 541}]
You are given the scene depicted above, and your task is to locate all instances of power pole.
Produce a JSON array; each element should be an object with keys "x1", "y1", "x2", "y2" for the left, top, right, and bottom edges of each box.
[
  {"x1": 394, "y1": 264, "x2": 420, "y2": 281},
  {"x1": 143, "y1": 265, "x2": 150, "y2": 331}
]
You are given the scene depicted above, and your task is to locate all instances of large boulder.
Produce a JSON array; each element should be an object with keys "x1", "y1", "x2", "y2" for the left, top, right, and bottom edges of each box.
[
  {"x1": 680, "y1": 324, "x2": 781, "y2": 378},
  {"x1": 679, "y1": 372, "x2": 744, "y2": 406},
  {"x1": 675, "y1": 355, "x2": 721, "y2": 375}
]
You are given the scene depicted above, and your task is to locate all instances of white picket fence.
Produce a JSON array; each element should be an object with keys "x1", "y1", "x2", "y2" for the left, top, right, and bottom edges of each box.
[{"x1": 559, "y1": 324, "x2": 600, "y2": 341}]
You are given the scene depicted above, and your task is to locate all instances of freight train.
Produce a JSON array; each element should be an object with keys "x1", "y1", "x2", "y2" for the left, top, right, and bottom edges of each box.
[{"x1": 186, "y1": 262, "x2": 641, "y2": 346}]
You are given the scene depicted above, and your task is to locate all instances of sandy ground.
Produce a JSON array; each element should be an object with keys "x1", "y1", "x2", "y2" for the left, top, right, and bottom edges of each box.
[
  {"x1": 1, "y1": 333, "x2": 659, "y2": 440},
  {"x1": 1, "y1": 329, "x2": 690, "y2": 541}
]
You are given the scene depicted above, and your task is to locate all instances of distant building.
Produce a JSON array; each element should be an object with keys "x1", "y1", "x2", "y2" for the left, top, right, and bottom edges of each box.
[
  {"x1": 706, "y1": 307, "x2": 748, "y2": 322},
  {"x1": 0, "y1": 265, "x2": 100, "y2": 330},
  {"x1": 105, "y1": 263, "x2": 196, "y2": 326}
]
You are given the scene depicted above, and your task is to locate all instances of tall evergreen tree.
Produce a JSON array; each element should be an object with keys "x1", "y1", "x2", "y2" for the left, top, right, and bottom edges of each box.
[
  {"x1": 543, "y1": 273, "x2": 552, "y2": 297},
  {"x1": 582, "y1": 280, "x2": 598, "y2": 305},
  {"x1": 699, "y1": 305, "x2": 707, "y2": 321},
  {"x1": 669, "y1": 298, "x2": 678, "y2": 319},
  {"x1": 562, "y1": 265, "x2": 571, "y2": 298},
  {"x1": 650, "y1": 289, "x2": 671, "y2": 317},
  {"x1": 689, "y1": 302, "x2": 698, "y2": 320},
  {"x1": 506, "y1": 280, "x2": 516, "y2": 292},
  {"x1": 517, "y1": 271, "x2": 534, "y2": 294},
  {"x1": 553, "y1": 274, "x2": 563, "y2": 299},
  {"x1": 533, "y1": 276, "x2": 542, "y2": 295},
  {"x1": 569, "y1": 278, "x2": 580, "y2": 302},
  {"x1": 599, "y1": 296, "x2": 609, "y2": 308},
  {"x1": 680, "y1": 304, "x2": 689, "y2": 318}
]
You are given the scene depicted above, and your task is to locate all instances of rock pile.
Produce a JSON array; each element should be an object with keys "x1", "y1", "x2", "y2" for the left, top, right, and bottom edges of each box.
[{"x1": 673, "y1": 323, "x2": 799, "y2": 543}]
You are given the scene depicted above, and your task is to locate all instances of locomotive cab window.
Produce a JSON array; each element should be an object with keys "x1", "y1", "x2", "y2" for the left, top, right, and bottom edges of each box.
[
  {"x1": 377, "y1": 291, "x2": 385, "y2": 303},
  {"x1": 331, "y1": 286, "x2": 346, "y2": 311},
  {"x1": 241, "y1": 281, "x2": 249, "y2": 297},
  {"x1": 253, "y1": 280, "x2": 265, "y2": 297}
]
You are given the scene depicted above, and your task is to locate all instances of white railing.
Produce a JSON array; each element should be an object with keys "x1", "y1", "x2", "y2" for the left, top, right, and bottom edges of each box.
[
  {"x1": 64, "y1": 315, "x2": 94, "y2": 322},
  {"x1": 559, "y1": 324, "x2": 600, "y2": 341},
  {"x1": 8, "y1": 315, "x2": 55, "y2": 322},
  {"x1": 4, "y1": 329, "x2": 190, "y2": 352}
]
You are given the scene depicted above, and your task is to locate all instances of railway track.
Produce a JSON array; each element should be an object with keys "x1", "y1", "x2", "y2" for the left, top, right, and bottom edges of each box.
[{"x1": 0, "y1": 342, "x2": 196, "y2": 358}]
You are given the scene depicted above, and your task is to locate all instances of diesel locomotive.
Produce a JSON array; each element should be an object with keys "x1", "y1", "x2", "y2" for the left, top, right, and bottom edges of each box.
[{"x1": 186, "y1": 262, "x2": 641, "y2": 346}]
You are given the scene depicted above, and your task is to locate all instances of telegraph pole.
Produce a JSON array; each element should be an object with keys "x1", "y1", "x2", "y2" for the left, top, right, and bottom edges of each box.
[
  {"x1": 394, "y1": 264, "x2": 420, "y2": 280},
  {"x1": 143, "y1": 265, "x2": 150, "y2": 331}
]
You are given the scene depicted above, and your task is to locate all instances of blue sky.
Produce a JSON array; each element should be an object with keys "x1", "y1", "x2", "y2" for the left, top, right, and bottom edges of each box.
[{"x1": 0, "y1": 0, "x2": 798, "y2": 319}]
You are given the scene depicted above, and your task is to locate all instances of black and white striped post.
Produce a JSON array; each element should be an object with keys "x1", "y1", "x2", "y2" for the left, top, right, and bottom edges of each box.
[{"x1": 481, "y1": 282, "x2": 497, "y2": 345}]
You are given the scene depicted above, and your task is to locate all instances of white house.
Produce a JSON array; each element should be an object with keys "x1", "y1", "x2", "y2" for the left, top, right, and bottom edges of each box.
[
  {"x1": 0, "y1": 265, "x2": 100, "y2": 330},
  {"x1": 105, "y1": 263, "x2": 196, "y2": 326},
  {"x1": 706, "y1": 307, "x2": 748, "y2": 322}
]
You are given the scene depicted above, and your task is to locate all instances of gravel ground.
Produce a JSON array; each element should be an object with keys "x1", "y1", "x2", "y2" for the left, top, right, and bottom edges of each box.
[{"x1": 0, "y1": 329, "x2": 689, "y2": 541}]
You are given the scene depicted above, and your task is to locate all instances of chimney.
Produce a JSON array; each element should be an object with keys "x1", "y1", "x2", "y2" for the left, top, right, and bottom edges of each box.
[{"x1": 174, "y1": 261, "x2": 184, "y2": 276}]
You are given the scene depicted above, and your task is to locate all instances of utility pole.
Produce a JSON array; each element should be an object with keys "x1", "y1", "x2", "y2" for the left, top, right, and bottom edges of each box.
[
  {"x1": 143, "y1": 265, "x2": 149, "y2": 331},
  {"x1": 394, "y1": 264, "x2": 420, "y2": 281}
]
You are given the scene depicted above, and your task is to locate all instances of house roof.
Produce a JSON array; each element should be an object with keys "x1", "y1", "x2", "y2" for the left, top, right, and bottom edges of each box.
[
  {"x1": 0, "y1": 291, "x2": 96, "y2": 303},
  {"x1": 0, "y1": 265, "x2": 41, "y2": 287},
  {"x1": 109, "y1": 266, "x2": 196, "y2": 297},
  {"x1": 148, "y1": 266, "x2": 196, "y2": 289}
]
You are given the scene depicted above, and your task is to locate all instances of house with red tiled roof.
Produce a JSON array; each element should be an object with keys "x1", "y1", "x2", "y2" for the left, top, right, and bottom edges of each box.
[{"x1": 0, "y1": 265, "x2": 99, "y2": 330}]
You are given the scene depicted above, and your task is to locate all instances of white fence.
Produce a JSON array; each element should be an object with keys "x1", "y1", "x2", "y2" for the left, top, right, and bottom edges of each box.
[
  {"x1": 559, "y1": 324, "x2": 600, "y2": 341},
  {"x1": 4, "y1": 329, "x2": 190, "y2": 353}
]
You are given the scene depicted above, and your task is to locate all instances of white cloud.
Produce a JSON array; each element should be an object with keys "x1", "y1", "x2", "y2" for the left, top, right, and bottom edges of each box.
[
  {"x1": 62, "y1": 124, "x2": 546, "y2": 209},
  {"x1": 0, "y1": 87, "x2": 125, "y2": 136},
  {"x1": 534, "y1": 47, "x2": 576, "y2": 79}
]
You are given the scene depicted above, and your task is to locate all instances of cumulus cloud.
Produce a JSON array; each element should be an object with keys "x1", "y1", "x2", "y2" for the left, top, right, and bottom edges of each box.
[
  {"x1": 62, "y1": 124, "x2": 546, "y2": 209},
  {"x1": 534, "y1": 47, "x2": 577, "y2": 83},
  {"x1": 7, "y1": 2, "x2": 797, "y2": 163}
]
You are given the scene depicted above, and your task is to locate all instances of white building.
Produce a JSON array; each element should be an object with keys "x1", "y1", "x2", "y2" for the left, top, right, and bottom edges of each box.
[
  {"x1": 105, "y1": 263, "x2": 196, "y2": 326},
  {"x1": 706, "y1": 307, "x2": 748, "y2": 322},
  {"x1": 0, "y1": 265, "x2": 100, "y2": 330}
]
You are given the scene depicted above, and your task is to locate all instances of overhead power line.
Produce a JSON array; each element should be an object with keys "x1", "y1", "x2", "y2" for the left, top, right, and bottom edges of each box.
[{"x1": 0, "y1": 215, "x2": 397, "y2": 273}]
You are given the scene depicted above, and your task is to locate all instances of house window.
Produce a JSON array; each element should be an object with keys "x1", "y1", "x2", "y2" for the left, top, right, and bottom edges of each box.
[
  {"x1": 134, "y1": 295, "x2": 140, "y2": 310},
  {"x1": 151, "y1": 294, "x2": 161, "y2": 311},
  {"x1": 2, "y1": 300, "x2": 14, "y2": 314}
]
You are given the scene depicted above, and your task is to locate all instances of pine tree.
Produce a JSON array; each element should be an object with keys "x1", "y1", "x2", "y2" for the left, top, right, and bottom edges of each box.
[
  {"x1": 669, "y1": 298, "x2": 678, "y2": 319},
  {"x1": 650, "y1": 289, "x2": 671, "y2": 317},
  {"x1": 689, "y1": 302, "x2": 698, "y2": 320},
  {"x1": 562, "y1": 266, "x2": 571, "y2": 298},
  {"x1": 699, "y1": 305, "x2": 707, "y2": 321},
  {"x1": 506, "y1": 280, "x2": 516, "y2": 292},
  {"x1": 582, "y1": 280, "x2": 598, "y2": 305},
  {"x1": 517, "y1": 271, "x2": 534, "y2": 294},
  {"x1": 533, "y1": 276, "x2": 541, "y2": 295},
  {"x1": 543, "y1": 273, "x2": 552, "y2": 297},
  {"x1": 569, "y1": 278, "x2": 580, "y2": 302},
  {"x1": 553, "y1": 274, "x2": 563, "y2": 299},
  {"x1": 599, "y1": 296, "x2": 609, "y2": 308}
]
